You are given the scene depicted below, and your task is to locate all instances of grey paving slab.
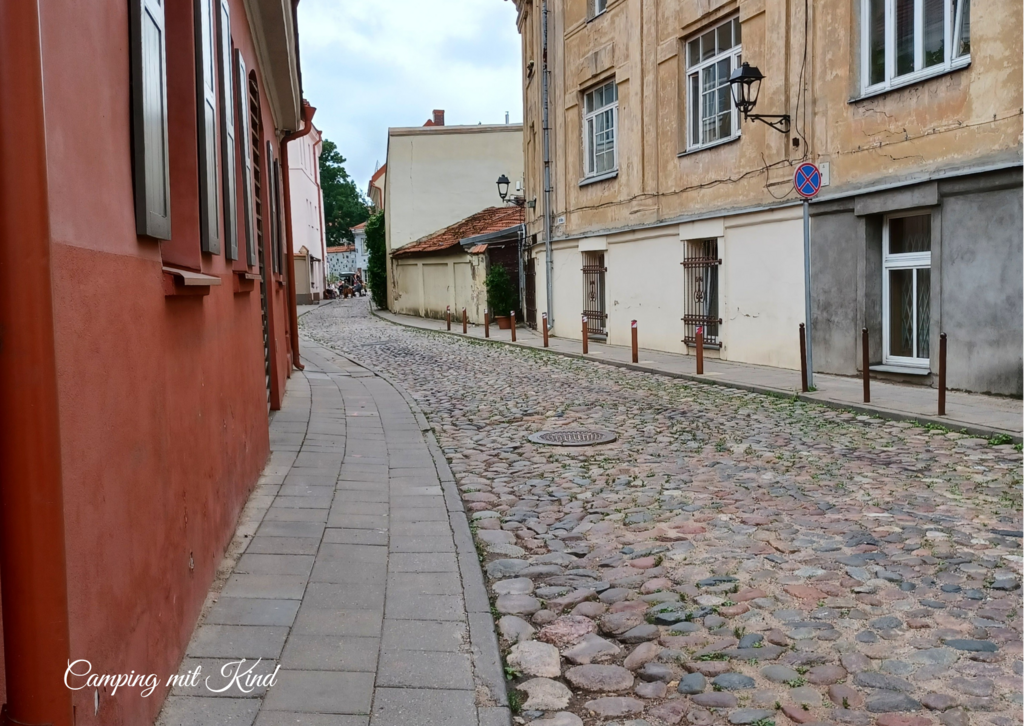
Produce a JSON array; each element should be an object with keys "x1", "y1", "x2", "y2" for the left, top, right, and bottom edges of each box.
[
  {"x1": 263, "y1": 508, "x2": 329, "y2": 523},
  {"x1": 381, "y1": 619, "x2": 467, "y2": 652},
  {"x1": 256, "y1": 520, "x2": 326, "y2": 538},
  {"x1": 301, "y1": 582, "x2": 386, "y2": 611},
  {"x1": 255, "y1": 713, "x2": 368, "y2": 726},
  {"x1": 389, "y1": 535, "x2": 456, "y2": 553},
  {"x1": 186, "y1": 624, "x2": 289, "y2": 659},
  {"x1": 262, "y1": 670, "x2": 375, "y2": 714},
  {"x1": 170, "y1": 658, "x2": 279, "y2": 698},
  {"x1": 292, "y1": 607, "x2": 383, "y2": 636},
  {"x1": 269, "y1": 495, "x2": 334, "y2": 509},
  {"x1": 309, "y1": 558, "x2": 387, "y2": 585},
  {"x1": 389, "y1": 552, "x2": 458, "y2": 572},
  {"x1": 280, "y1": 634, "x2": 379, "y2": 672},
  {"x1": 325, "y1": 513, "x2": 389, "y2": 530},
  {"x1": 384, "y1": 593, "x2": 465, "y2": 621},
  {"x1": 205, "y1": 597, "x2": 300, "y2": 627},
  {"x1": 157, "y1": 695, "x2": 260, "y2": 726},
  {"x1": 221, "y1": 574, "x2": 309, "y2": 600},
  {"x1": 236, "y1": 554, "x2": 315, "y2": 577},
  {"x1": 376, "y1": 649, "x2": 474, "y2": 689},
  {"x1": 244, "y1": 536, "x2": 322, "y2": 556},
  {"x1": 322, "y1": 527, "x2": 389, "y2": 546},
  {"x1": 369, "y1": 688, "x2": 477, "y2": 726}
]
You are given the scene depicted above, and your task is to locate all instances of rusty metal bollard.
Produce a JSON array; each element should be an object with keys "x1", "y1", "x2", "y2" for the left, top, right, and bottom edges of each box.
[
  {"x1": 446, "y1": 306, "x2": 451, "y2": 331},
  {"x1": 542, "y1": 312, "x2": 549, "y2": 347},
  {"x1": 938, "y1": 333, "x2": 947, "y2": 416},
  {"x1": 510, "y1": 311, "x2": 517, "y2": 342},
  {"x1": 862, "y1": 328, "x2": 870, "y2": 403},
  {"x1": 631, "y1": 320, "x2": 638, "y2": 364},
  {"x1": 695, "y1": 327, "x2": 704, "y2": 375},
  {"x1": 799, "y1": 323, "x2": 809, "y2": 393},
  {"x1": 484, "y1": 309, "x2": 490, "y2": 338},
  {"x1": 462, "y1": 307, "x2": 467, "y2": 334},
  {"x1": 582, "y1": 316, "x2": 588, "y2": 354}
]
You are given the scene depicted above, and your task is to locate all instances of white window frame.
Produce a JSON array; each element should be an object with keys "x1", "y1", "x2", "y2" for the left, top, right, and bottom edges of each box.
[
  {"x1": 881, "y1": 211, "x2": 932, "y2": 368},
  {"x1": 589, "y1": 0, "x2": 608, "y2": 20},
  {"x1": 684, "y1": 16, "x2": 742, "y2": 152},
  {"x1": 860, "y1": 0, "x2": 970, "y2": 96},
  {"x1": 582, "y1": 80, "x2": 618, "y2": 179}
]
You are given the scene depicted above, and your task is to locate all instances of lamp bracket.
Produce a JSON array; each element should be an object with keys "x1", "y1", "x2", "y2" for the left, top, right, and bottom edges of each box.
[{"x1": 743, "y1": 112, "x2": 791, "y2": 134}]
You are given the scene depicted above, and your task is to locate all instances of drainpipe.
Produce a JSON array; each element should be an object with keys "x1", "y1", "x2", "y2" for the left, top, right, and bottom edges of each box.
[
  {"x1": 541, "y1": 0, "x2": 555, "y2": 332},
  {"x1": 313, "y1": 135, "x2": 327, "y2": 289},
  {"x1": 281, "y1": 101, "x2": 317, "y2": 371},
  {"x1": 0, "y1": 1, "x2": 74, "y2": 724}
]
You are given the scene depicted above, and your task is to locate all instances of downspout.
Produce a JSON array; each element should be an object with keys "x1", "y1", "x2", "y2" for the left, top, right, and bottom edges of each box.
[
  {"x1": 281, "y1": 100, "x2": 316, "y2": 371},
  {"x1": 0, "y1": 1, "x2": 74, "y2": 724},
  {"x1": 313, "y1": 135, "x2": 327, "y2": 286},
  {"x1": 541, "y1": 0, "x2": 555, "y2": 332}
]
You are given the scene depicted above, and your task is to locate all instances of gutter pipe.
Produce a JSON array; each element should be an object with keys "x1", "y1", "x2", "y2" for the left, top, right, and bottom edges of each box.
[
  {"x1": 281, "y1": 100, "x2": 316, "y2": 370},
  {"x1": 0, "y1": 1, "x2": 74, "y2": 723},
  {"x1": 541, "y1": 0, "x2": 554, "y2": 333}
]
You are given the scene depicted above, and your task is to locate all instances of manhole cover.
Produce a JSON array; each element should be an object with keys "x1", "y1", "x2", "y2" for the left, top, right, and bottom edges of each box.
[{"x1": 528, "y1": 430, "x2": 617, "y2": 446}]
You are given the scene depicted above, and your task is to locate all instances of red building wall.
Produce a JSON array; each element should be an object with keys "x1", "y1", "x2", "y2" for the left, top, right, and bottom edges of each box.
[{"x1": 30, "y1": 0, "x2": 296, "y2": 722}]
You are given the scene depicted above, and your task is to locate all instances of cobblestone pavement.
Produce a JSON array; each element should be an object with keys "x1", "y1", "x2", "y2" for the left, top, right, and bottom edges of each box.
[{"x1": 302, "y1": 299, "x2": 1023, "y2": 726}]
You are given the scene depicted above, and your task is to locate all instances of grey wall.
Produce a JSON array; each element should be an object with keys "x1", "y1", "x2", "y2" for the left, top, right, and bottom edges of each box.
[
  {"x1": 940, "y1": 183, "x2": 1023, "y2": 395},
  {"x1": 810, "y1": 169, "x2": 1023, "y2": 396}
]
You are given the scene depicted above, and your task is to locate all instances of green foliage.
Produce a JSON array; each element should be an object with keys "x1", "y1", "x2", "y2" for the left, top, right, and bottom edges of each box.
[
  {"x1": 365, "y1": 211, "x2": 387, "y2": 309},
  {"x1": 319, "y1": 138, "x2": 370, "y2": 245},
  {"x1": 485, "y1": 265, "x2": 520, "y2": 319}
]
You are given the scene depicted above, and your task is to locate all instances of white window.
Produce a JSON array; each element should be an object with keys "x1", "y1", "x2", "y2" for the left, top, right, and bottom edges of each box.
[
  {"x1": 882, "y1": 212, "x2": 932, "y2": 367},
  {"x1": 685, "y1": 17, "x2": 742, "y2": 151},
  {"x1": 589, "y1": 0, "x2": 608, "y2": 20},
  {"x1": 583, "y1": 80, "x2": 618, "y2": 178},
  {"x1": 862, "y1": 0, "x2": 970, "y2": 94}
]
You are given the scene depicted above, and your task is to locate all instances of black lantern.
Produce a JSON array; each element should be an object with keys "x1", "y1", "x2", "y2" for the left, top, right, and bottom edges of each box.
[
  {"x1": 727, "y1": 62, "x2": 790, "y2": 134},
  {"x1": 496, "y1": 174, "x2": 510, "y2": 202}
]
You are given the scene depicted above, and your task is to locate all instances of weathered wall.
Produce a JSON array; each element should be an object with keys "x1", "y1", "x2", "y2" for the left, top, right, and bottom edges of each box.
[
  {"x1": 38, "y1": 0, "x2": 292, "y2": 721},
  {"x1": 392, "y1": 253, "x2": 488, "y2": 323}
]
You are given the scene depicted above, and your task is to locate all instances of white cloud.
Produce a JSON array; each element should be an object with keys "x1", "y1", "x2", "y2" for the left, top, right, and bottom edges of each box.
[{"x1": 297, "y1": 0, "x2": 523, "y2": 194}]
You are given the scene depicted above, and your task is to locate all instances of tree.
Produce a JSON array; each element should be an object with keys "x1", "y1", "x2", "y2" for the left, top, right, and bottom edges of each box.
[
  {"x1": 365, "y1": 210, "x2": 388, "y2": 309},
  {"x1": 319, "y1": 138, "x2": 369, "y2": 245}
]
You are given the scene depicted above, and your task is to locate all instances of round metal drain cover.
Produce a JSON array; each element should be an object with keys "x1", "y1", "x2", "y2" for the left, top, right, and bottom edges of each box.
[{"x1": 528, "y1": 430, "x2": 617, "y2": 446}]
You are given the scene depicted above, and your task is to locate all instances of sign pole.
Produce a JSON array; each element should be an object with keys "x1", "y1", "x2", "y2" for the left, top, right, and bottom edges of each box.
[
  {"x1": 803, "y1": 199, "x2": 814, "y2": 389},
  {"x1": 794, "y1": 162, "x2": 820, "y2": 391}
]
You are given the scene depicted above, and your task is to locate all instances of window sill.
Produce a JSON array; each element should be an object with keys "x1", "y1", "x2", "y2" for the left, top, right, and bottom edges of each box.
[
  {"x1": 850, "y1": 59, "x2": 971, "y2": 103},
  {"x1": 678, "y1": 134, "x2": 740, "y2": 157},
  {"x1": 162, "y1": 266, "x2": 221, "y2": 297},
  {"x1": 579, "y1": 170, "x2": 618, "y2": 187},
  {"x1": 870, "y1": 363, "x2": 930, "y2": 376},
  {"x1": 233, "y1": 270, "x2": 261, "y2": 294}
]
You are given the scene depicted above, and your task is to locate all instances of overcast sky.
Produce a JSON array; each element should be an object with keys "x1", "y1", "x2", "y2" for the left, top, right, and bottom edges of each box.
[{"x1": 297, "y1": 0, "x2": 524, "y2": 197}]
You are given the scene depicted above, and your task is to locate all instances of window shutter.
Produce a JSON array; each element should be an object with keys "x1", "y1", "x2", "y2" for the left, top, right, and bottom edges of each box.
[
  {"x1": 217, "y1": 1, "x2": 238, "y2": 260},
  {"x1": 194, "y1": 0, "x2": 220, "y2": 254},
  {"x1": 267, "y1": 142, "x2": 279, "y2": 273},
  {"x1": 129, "y1": 0, "x2": 172, "y2": 239},
  {"x1": 235, "y1": 50, "x2": 256, "y2": 267}
]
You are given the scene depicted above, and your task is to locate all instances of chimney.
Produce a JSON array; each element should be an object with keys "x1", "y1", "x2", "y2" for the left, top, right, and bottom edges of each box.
[{"x1": 432, "y1": 109, "x2": 445, "y2": 126}]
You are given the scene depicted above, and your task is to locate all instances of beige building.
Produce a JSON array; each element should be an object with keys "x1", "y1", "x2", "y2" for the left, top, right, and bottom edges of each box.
[
  {"x1": 514, "y1": 0, "x2": 1022, "y2": 394},
  {"x1": 384, "y1": 114, "x2": 524, "y2": 310}
]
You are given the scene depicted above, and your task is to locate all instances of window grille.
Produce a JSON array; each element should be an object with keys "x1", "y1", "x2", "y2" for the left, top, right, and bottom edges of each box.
[
  {"x1": 582, "y1": 252, "x2": 607, "y2": 338},
  {"x1": 682, "y1": 239, "x2": 721, "y2": 347}
]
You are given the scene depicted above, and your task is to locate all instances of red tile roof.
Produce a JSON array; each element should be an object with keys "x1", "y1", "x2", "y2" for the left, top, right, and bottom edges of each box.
[
  {"x1": 391, "y1": 206, "x2": 525, "y2": 259},
  {"x1": 369, "y1": 164, "x2": 386, "y2": 185},
  {"x1": 327, "y1": 245, "x2": 355, "y2": 253},
  {"x1": 351, "y1": 222, "x2": 367, "y2": 231}
]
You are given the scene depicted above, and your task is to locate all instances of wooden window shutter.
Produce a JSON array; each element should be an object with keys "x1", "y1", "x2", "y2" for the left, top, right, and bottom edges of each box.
[
  {"x1": 217, "y1": 1, "x2": 238, "y2": 259},
  {"x1": 267, "y1": 141, "x2": 279, "y2": 273},
  {"x1": 129, "y1": 0, "x2": 172, "y2": 239},
  {"x1": 235, "y1": 52, "x2": 256, "y2": 267},
  {"x1": 194, "y1": 0, "x2": 220, "y2": 254}
]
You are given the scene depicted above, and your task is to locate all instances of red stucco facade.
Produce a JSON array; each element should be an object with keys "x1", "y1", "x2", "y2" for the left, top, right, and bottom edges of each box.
[{"x1": 0, "y1": 0, "x2": 302, "y2": 723}]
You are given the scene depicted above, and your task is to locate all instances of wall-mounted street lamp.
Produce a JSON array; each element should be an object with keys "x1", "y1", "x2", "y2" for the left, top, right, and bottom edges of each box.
[
  {"x1": 728, "y1": 63, "x2": 791, "y2": 135},
  {"x1": 496, "y1": 174, "x2": 510, "y2": 203}
]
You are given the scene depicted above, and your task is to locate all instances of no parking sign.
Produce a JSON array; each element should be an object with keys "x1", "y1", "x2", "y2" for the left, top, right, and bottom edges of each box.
[{"x1": 794, "y1": 162, "x2": 821, "y2": 199}]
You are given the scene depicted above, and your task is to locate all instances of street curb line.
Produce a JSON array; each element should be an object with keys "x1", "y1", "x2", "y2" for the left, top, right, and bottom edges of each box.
[
  {"x1": 369, "y1": 305, "x2": 1022, "y2": 445},
  {"x1": 298, "y1": 332, "x2": 512, "y2": 726}
]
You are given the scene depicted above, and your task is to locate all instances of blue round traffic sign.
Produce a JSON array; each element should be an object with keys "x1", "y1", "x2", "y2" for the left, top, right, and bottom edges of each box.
[{"x1": 794, "y1": 162, "x2": 821, "y2": 198}]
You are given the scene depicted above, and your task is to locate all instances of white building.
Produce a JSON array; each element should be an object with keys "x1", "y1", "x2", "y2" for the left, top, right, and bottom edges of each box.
[
  {"x1": 288, "y1": 119, "x2": 327, "y2": 304},
  {"x1": 352, "y1": 222, "x2": 369, "y2": 276},
  {"x1": 384, "y1": 110, "x2": 524, "y2": 309}
]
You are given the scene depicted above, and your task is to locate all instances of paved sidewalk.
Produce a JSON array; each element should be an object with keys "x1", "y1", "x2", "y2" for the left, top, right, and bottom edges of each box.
[
  {"x1": 157, "y1": 341, "x2": 508, "y2": 726},
  {"x1": 374, "y1": 306, "x2": 1022, "y2": 440}
]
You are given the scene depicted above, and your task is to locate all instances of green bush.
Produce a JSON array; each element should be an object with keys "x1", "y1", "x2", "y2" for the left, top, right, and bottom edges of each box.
[
  {"x1": 485, "y1": 264, "x2": 520, "y2": 319},
  {"x1": 365, "y1": 210, "x2": 387, "y2": 309}
]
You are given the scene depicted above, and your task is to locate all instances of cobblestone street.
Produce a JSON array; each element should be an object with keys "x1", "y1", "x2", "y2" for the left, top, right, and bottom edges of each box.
[{"x1": 301, "y1": 299, "x2": 1023, "y2": 726}]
